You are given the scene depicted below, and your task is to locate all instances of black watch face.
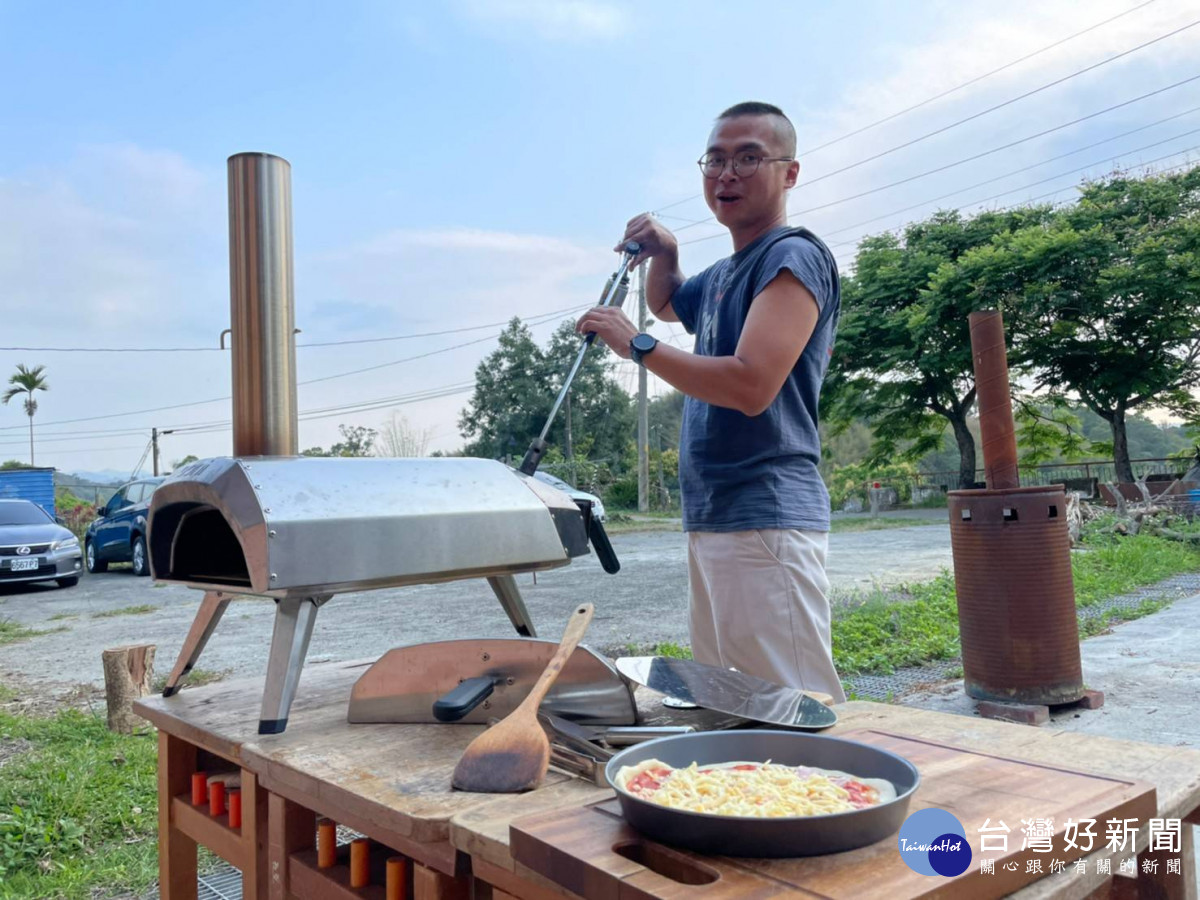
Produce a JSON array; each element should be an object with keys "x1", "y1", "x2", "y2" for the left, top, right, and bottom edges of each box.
[{"x1": 632, "y1": 334, "x2": 656, "y2": 353}]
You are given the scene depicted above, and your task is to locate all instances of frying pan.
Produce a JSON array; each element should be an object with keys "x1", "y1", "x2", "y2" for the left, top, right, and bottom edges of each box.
[{"x1": 604, "y1": 730, "x2": 920, "y2": 858}]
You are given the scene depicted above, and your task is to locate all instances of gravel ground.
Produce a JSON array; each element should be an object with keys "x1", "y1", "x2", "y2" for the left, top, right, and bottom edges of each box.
[{"x1": 0, "y1": 519, "x2": 951, "y2": 691}]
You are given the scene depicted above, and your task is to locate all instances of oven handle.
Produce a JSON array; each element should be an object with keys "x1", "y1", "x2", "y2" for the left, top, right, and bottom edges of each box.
[
  {"x1": 589, "y1": 516, "x2": 620, "y2": 575},
  {"x1": 433, "y1": 676, "x2": 495, "y2": 722}
]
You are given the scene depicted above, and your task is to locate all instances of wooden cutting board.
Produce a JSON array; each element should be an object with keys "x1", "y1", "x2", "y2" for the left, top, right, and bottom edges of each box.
[{"x1": 510, "y1": 729, "x2": 1156, "y2": 900}]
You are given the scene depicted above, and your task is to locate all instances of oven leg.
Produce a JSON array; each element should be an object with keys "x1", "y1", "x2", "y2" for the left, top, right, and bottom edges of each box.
[
  {"x1": 162, "y1": 591, "x2": 232, "y2": 697},
  {"x1": 258, "y1": 595, "x2": 330, "y2": 735},
  {"x1": 488, "y1": 575, "x2": 537, "y2": 638}
]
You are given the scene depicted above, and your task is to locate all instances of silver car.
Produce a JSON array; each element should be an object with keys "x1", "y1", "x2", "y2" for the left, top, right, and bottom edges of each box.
[
  {"x1": 532, "y1": 471, "x2": 607, "y2": 522},
  {"x1": 0, "y1": 499, "x2": 84, "y2": 588}
]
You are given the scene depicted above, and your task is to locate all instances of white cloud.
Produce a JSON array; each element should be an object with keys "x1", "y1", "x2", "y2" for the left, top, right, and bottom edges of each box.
[{"x1": 456, "y1": 0, "x2": 628, "y2": 40}]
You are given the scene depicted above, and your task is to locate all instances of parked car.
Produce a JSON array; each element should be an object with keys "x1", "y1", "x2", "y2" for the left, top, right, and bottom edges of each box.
[
  {"x1": 85, "y1": 477, "x2": 164, "y2": 576},
  {"x1": 532, "y1": 471, "x2": 607, "y2": 522},
  {"x1": 0, "y1": 499, "x2": 83, "y2": 588}
]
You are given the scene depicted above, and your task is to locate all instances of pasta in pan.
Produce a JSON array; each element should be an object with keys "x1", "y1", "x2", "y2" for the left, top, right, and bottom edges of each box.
[{"x1": 614, "y1": 759, "x2": 896, "y2": 818}]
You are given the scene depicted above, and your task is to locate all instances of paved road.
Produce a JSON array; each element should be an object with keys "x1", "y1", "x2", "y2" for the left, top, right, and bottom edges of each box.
[{"x1": 0, "y1": 520, "x2": 951, "y2": 691}]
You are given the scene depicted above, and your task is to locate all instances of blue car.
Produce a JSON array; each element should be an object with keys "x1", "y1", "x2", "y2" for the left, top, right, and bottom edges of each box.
[
  {"x1": 0, "y1": 499, "x2": 83, "y2": 588},
  {"x1": 85, "y1": 477, "x2": 164, "y2": 576}
]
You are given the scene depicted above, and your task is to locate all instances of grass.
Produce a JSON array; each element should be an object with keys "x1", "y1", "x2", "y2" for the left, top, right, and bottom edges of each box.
[
  {"x1": 0, "y1": 620, "x2": 45, "y2": 647},
  {"x1": 828, "y1": 516, "x2": 940, "y2": 534},
  {"x1": 611, "y1": 529, "x2": 1200, "y2": 680},
  {"x1": 829, "y1": 527, "x2": 1200, "y2": 676},
  {"x1": 46, "y1": 614, "x2": 78, "y2": 622},
  {"x1": 151, "y1": 667, "x2": 230, "y2": 695},
  {"x1": 620, "y1": 640, "x2": 693, "y2": 659},
  {"x1": 0, "y1": 708, "x2": 159, "y2": 898},
  {"x1": 603, "y1": 514, "x2": 682, "y2": 535},
  {"x1": 91, "y1": 605, "x2": 158, "y2": 619}
]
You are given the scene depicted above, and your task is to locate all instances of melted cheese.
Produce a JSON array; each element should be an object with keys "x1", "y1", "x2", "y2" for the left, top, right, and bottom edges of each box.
[{"x1": 614, "y1": 759, "x2": 896, "y2": 818}]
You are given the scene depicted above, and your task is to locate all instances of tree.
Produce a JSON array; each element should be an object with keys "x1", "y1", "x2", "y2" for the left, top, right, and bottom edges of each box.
[
  {"x1": 173, "y1": 454, "x2": 200, "y2": 469},
  {"x1": 543, "y1": 320, "x2": 635, "y2": 466},
  {"x1": 2, "y1": 364, "x2": 49, "y2": 466},
  {"x1": 457, "y1": 318, "x2": 634, "y2": 465},
  {"x1": 300, "y1": 424, "x2": 378, "y2": 458},
  {"x1": 825, "y1": 208, "x2": 1054, "y2": 489},
  {"x1": 459, "y1": 319, "x2": 550, "y2": 461},
  {"x1": 376, "y1": 412, "x2": 432, "y2": 458},
  {"x1": 943, "y1": 166, "x2": 1200, "y2": 482}
]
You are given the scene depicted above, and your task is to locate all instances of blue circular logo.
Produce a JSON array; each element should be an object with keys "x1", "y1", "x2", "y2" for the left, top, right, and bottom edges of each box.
[{"x1": 897, "y1": 809, "x2": 972, "y2": 877}]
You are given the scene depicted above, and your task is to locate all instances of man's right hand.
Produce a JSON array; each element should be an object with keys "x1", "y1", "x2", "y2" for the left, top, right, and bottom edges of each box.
[{"x1": 615, "y1": 213, "x2": 678, "y2": 269}]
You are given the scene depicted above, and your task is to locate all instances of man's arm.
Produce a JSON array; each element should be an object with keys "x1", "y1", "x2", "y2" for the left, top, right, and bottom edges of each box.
[{"x1": 577, "y1": 269, "x2": 819, "y2": 416}]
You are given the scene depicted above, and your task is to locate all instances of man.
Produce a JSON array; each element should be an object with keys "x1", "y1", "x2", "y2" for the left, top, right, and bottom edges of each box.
[{"x1": 576, "y1": 101, "x2": 845, "y2": 701}]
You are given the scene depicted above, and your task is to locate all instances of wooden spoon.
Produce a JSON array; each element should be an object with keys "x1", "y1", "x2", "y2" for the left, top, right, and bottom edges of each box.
[{"x1": 451, "y1": 603, "x2": 595, "y2": 793}]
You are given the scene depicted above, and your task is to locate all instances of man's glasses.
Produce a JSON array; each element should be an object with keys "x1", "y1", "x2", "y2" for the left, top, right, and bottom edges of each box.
[{"x1": 697, "y1": 152, "x2": 795, "y2": 179}]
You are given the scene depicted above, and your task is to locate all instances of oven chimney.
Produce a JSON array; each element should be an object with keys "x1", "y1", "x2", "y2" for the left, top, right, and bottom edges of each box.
[{"x1": 227, "y1": 153, "x2": 298, "y2": 457}]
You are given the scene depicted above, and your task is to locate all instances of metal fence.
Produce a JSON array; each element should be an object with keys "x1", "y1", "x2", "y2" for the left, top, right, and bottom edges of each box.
[{"x1": 918, "y1": 456, "x2": 1192, "y2": 491}]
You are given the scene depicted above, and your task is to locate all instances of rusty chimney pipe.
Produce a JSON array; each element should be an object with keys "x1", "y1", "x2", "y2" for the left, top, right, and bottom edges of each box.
[
  {"x1": 968, "y1": 310, "x2": 1020, "y2": 490},
  {"x1": 227, "y1": 153, "x2": 298, "y2": 457}
]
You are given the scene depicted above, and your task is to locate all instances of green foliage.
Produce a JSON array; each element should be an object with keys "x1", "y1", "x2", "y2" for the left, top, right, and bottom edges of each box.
[
  {"x1": 90, "y1": 605, "x2": 157, "y2": 619},
  {"x1": 833, "y1": 575, "x2": 962, "y2": 675},
  {"x1": 827, "y1": 207, "x2": 1055, "y2": 489},
  {"x1": 1, "y1": 363, "x2": 49, "y2": 420},
  {"x1": 458, "y1": 319, "x2": 635, "y2": 467},
  {"x1": 0, "y1": 460, "x2": 27, "y2": 470},
  {"x1": 828, "y1": 517, "x2": 939, "y2": 533},
  {"x1": 826, "y1": 459, "x2": 919, "y2": 510},
  {"x1": 54, "y1": 490, "x2": 97, "y2": 540},
  {"x1": 1012, "y1": 399, "x2": 1092, "y2": 465},
  {"x1": 943, "y1": 166, "x2": 1200, "y2": 481},
  {"x1": 0, "y1": 620, "x2": 42, "y2": 647},
  {"x1": 0, "y1": 708, "x2": 159, "y2": 896},
  {"x1": 302, "y1": 425, "x2": 379, "y2": 458}
]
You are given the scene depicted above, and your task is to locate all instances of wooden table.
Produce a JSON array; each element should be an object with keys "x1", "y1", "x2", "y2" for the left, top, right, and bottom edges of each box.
[{"x1": 134, "y1": 659, "x2": 1200, "y2": 900}]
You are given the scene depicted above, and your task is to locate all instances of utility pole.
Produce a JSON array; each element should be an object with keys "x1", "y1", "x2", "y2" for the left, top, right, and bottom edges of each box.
[
  {"x1": 151, "y1": 428, "x2": 174, "y2": 477},
  {"x1": 637, "y1": 267, "x2": 649, "y2": 513},
  {"x1": 565, "y1": 389, "x2": 576, "y2": 486}
]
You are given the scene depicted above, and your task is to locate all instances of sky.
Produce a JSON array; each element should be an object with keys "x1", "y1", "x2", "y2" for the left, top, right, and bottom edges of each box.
[{"x1": 1, "y1": 0, "x2": 1198, "y2": 476}]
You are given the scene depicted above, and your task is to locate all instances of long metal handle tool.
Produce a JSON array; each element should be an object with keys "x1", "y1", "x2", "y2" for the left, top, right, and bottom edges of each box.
[{"x1": 519, "y1": 241, "x2": 641, "y2": 477}]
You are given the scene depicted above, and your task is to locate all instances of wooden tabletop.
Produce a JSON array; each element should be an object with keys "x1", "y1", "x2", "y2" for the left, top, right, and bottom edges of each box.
[{"x1": 135, "y1": 658, "x2": 1200, "y2": 898}]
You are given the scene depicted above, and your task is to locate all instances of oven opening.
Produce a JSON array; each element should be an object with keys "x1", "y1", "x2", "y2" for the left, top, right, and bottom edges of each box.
[{"x1": 156, "y1": 504, "x2": 252, "y2": 587}]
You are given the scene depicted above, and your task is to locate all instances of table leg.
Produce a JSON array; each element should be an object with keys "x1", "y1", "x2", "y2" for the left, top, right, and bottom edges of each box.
[
  {"x1": 414, "y1": 862, "x2": 470, "y2": 900},
  {"x1": 1134, "y1": 824, "x2": 1197, "y2": 900},
  {"x1": 268, "y1": 792, "x2": 316, "y2": 900},
  {"x1": 157, "y1": 731, "x2": 198, "y2": 900},
  {"x1": 240, "y1": 770, "x2": 270, "y2": 900}
]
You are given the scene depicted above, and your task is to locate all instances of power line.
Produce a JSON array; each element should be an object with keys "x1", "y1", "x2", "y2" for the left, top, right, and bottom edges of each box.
[
  {"x1": 649, "y1": 0, "x2": 1166, "y2": 219},
  {"x1": 820, "y1": 119, "x2": 1200, "y2": 242},
  {"x1": 0, "y1": 304, "x2": 591, "y2": 433},
  {"x1": 828, "y1": 149, "x2": 1200, "y2": 254},
  {"x1": 0, "y1": 302, "x2": 595, "y2": 354},
  {"x1": 802, "y1": 0, "x2": 1162, "y2": 156},
  {"x1": 678, "y1": 73, "x2": 1200, "y2": 247}
]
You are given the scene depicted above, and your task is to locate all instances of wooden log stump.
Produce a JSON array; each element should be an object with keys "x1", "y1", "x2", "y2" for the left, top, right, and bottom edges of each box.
[{"x1": 102, "y1": 644, "x2": 155, "y2": 733}]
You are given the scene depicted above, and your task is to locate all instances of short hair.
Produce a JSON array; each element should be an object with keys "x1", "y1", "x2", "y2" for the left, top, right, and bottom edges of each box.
[{"x1": 716, "y1": 102, "x2": 797, "y2": 157}]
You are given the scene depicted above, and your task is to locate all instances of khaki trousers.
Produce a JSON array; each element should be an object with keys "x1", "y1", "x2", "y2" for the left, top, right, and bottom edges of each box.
[{"x1": 687, "y1": 529, "x2": 846, "y2": 702}]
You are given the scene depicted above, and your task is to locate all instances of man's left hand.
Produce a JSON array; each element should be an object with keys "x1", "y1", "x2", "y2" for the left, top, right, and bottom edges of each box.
[{"x1": 576, "y1": 306, "x2": 638, "y2": 359}]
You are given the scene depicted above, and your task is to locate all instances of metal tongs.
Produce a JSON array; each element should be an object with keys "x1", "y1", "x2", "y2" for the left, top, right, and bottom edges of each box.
[
  {"x1": 518, "y1": 240, "x2": 641, "y2": 479},
  {"x1": 514, "y1": 241, "x2": 641, "y2": 575}
]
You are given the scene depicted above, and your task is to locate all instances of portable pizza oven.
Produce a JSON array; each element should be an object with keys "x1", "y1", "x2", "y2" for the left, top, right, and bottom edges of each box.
[
  {"x1": 150, "y1": 153, "x2": 619, "y2": 734},
  {"x1": 149, "y1": 455, "x2": 605, "y2": 733}
]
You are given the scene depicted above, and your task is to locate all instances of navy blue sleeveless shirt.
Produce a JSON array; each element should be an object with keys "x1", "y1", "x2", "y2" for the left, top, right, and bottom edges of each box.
[{"x1": 669, "y1": 225, "x2": 840, "y2": 533}]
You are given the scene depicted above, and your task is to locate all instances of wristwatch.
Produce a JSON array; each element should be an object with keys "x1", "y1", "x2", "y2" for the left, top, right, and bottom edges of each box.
[{"x1": 630, "y1": 333, "x2": 658, "y2": 366}]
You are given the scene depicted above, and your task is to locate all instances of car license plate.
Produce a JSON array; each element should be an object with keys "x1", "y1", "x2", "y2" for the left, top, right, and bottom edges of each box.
[{"x1": 10, "y1": 558, "x2": 38, "y2": 572}]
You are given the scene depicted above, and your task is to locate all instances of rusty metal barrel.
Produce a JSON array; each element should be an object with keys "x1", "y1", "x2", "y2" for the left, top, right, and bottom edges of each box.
[{"x1": 948, "y1": 311, "x2": 1085, "y2": 705}]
